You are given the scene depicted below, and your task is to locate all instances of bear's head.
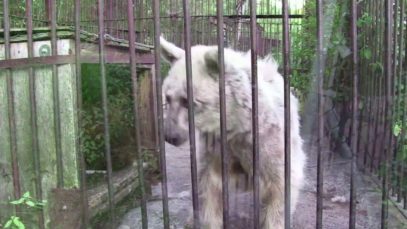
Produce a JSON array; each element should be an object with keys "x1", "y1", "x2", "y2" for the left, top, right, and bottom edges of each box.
[{"x1": 160, "y1": 36, "x2": 252, "y2": 146}]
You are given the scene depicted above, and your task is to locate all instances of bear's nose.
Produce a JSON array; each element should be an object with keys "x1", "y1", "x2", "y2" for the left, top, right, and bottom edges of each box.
[{"x1": 166, "y1": 136, "x2": 182, "y2": 146}]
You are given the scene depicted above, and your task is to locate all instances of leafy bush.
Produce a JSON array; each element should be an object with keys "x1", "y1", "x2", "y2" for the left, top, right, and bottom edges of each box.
[
  {"x1": 2, "y1": 192, "x2": 46, "y2": 229},
  {"x1": 81, "y1": 64, "x2": 135, "y2": 170}
]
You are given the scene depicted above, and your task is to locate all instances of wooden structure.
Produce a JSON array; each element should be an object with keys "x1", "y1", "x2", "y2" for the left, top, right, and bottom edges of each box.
[{"x1": 0, "y1": 27, "x2": 156, "y2": 227}]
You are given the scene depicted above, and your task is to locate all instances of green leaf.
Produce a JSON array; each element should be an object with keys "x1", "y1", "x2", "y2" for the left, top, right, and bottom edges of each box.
[
  {"x1": 22, "y1": 192, "x2": 30, "y2": 198},
  {"x1": 394, "y1": 123, "x2": 402, "y2": 136},
  {"x1": 13, "y1": 217, "x2": 25, "y2": 229},
  {"x1": 25, "y1": 200, "x2": 35, "y2": 207},
  {"x1": 361, "y1": 48, "x2": 372, "y2": 60},
  {"x1": 10, "y1": 199, "x2": 25, "y2": 205},
  {"x1": 4, "y1": 218, "x2": 13, "y2": 228}
]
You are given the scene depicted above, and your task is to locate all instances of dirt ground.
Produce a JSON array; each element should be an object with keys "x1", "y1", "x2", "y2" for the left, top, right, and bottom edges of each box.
[{"x1": 118, "y1": 141, "x2": 407, "y2": 229}]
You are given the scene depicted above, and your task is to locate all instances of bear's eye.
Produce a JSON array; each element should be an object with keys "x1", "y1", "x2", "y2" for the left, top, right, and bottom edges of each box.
[
  {"x1": 166, "y1": 95, "x2": 172, "y2": 104},
  {"x1": 180, "y1": 97, "x2": 189, "y2": 108}
]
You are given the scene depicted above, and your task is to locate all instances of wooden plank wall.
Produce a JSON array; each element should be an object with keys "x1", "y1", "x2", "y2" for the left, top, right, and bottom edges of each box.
[{"x1": 0, "y1": 39, "x2": 78, "y2": 228}]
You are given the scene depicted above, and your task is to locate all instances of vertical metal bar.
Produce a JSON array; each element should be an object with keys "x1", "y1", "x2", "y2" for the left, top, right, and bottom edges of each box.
[
  {"x1": 398, "y1": 0, "x2": 407, "y2": 203},
  {"x1": 371, "y1": 0, "x2": 383, "y2": 173},
  {"x1": 403, "y1": 24, "x2": 407, "y2": 209},
  {"x1": 403, "y1": 30, "x2": 407, "y2": 209},
  {"x1": 381, "y1": 0, "x2": 394, "y2": 228},
  {"x1": 377, "y1": 0, "x2": 389, "y2": 176},
  {"x1": 45, "y1": 0, "x2": 52, "y2": 24},
  {"x1": 216, "y1": 0, "x2": 229, "y2": 228},
  {"x1": 97, "y1": 0, "x2": 115, "y2": 227},
  {"x1": 391, "y1": 0, "x2": 399, "y2": 197},
  {"x1": 396, "y1": 0, "x2": 405, "y2": 202},
  {"x1": 3, "y1": 0, "x2": 21, "y2": 200},
  {"x1": 316, "y1": 0, "x2": 324, "y2": 228},
  {"x1": 74, "y1": 0, "x2": 90, "y2": 227},
  {"x1": 26, "y1": 0, "x2": 45, "y2": 227},
  {"x1": 107, "y1": 0, "x2": 113, "y2": 35},
  {"x1": 152, "y1": 0, "x2": 170, "y2": 228},
  {"x1": 126, "y1": 1, "x2": 148, "y2": 228},
  {"x1": 139, "y1": 0, "x2": 145, "y2": 43},
  {"x1": 349, "y1": 0, "x2": 358, "y2": 228},
  {"x1": 249, "y1": 0, "x2": 260, "y2": 228},
  {"x1": 182, "y1": 0, "x2": 200, "y2": 228},
  {"x1": 50, "y1": 0, "x2": 64, "y2": 188},
  {"x1": 363, "y1": 0, "x2": 373, "y2": 168},
  {"x1": 282, "y1": 0, "x2": 291, "y2": 228},
  {"x1": 358, "y1": 0, "x2": 369, "y2": 168}
]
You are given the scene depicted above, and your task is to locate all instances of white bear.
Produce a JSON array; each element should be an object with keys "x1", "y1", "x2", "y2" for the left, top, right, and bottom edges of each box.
[{"x1": 160, "y1": 37, "x2": 306, "y2": 229}]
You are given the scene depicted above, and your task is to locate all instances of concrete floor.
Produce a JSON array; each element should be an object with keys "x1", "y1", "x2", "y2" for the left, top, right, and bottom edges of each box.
[{"x1": 118, "y1": 142, "x2": 407, "y2": 229}]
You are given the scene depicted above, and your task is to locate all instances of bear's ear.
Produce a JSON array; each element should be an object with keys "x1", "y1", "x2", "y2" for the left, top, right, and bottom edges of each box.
[
  {"x1": 203, "y1": 48, "x2": 220, "y2": 74},
  {"x1": 160, "y1": 36, "x2": 185, "y2": 64},
  {"x1": 204, "y1": 48, "x2": 237, "y2": 77}
]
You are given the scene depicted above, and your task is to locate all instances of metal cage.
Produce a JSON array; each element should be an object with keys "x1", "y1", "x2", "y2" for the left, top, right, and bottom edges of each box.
[{"x1": 0, "y1": 0, "x2": 406, "y2": 229}]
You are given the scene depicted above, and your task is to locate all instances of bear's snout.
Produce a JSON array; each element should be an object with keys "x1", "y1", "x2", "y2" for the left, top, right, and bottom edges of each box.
[{"x1": 164, "y1": 117, "x2": 189, "y2": 146}]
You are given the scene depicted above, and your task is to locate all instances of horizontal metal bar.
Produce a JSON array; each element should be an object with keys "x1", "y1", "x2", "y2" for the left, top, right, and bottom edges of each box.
[
  {"x1": 0, "y1": 53, "x2": 154, "y2": 69},
  {"x1": 0, "y1": 55, "x2": 75, "y2": 69},
  {"x1": 60, "y1": 14, "x2": 305, "y2": 24}
]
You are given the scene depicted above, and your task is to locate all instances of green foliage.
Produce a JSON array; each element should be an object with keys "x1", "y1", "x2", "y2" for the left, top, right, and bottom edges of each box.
[
  {"x1": 4, "y1": 217, "x2": 25, "y2": 229},
  {"x1": 2, "y1": 192, "x2": 46, "y2": 229},
  {"x1": 393, "y1": 122, "x2": 402, "y2": 137},
  {"x1": 289, "y1": 0, "x2": 317, "y2": 107},
  {"x1": 142, "y1": 150, "x2": 159, "y2": 176},
  {"x1": 9, "y1": 192, "x2": 47, "y2": 209},
  {"x1": 81, "y1": 64, "x2": 135, "y2": 170},
  {"x1": 357, "y1": 12, "x2": 373, "y2": 27}
]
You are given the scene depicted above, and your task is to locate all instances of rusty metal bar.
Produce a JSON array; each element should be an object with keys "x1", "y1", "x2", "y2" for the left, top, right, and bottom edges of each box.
[
  {"x1": 249, "y1": 0, "x2": 260, "y2": 228},
  {"x1": 390, "y1": 0, "x2": 399, "y2": 197},
  {"x1": 126, "y1": 1, "x2": 148, "y2": 228},
  {"x1": 377, "y1": 0, "x2": 389, "y2": 177},
  {"x1": 49, "y1": 0, "x2": 64, "y2": 188},
  {"x1": 26, "y1": 0, "x2": 45, "y2": 228},
  {"x1": 181, "y1": 0, "x2": 200, "y2": 228},
  {"x1": 107, "y1": 0, "x2": 114, "y2": 35},
  {"x1": 404, "y1": 31, "x2": 407, "y2": 209},
  {"x1": 216, "y1": 0, "x2": 229, "y2": 228},
  {"x1": 97, "y1": 0, "x2": 115, "y2": 227},
  {"x1": 391, "y1": 0, "x2": 400, "y2": 198},
  {"x1": 0, "y1": 55, "x2": 76, "y2": 69},
  {"x1": 59, "y1": 14, "x2": 305, "y2": 23},
  {"x1": 403, "y1": 34, "x2": 407, "y2": 209},
  {"x1": 381, "y1": 0, "x2": 394, "y2": 228},
  {"x1": 316, "y1": 0, "x2": 324, "y2": 228},
  {"x1": 371, "y1": 0, "x2": 383, "y2": 173},
  {"x1": 363, "y1": 0, "x2": 374, "y2": 169},
  {"x1": 152, "y1": 0, "x2": 170, "y2": 228},
  {"x1": 396, "y1": 0, "x2": 405, "y2": 203},
  {"x1": 400, "y1": 1, "x2": 407, "y2": 208},
  {"x1": 282, "y1": 0, "x2": 291, "y2": 228},
  {"x1": 3, "y1": 0, "x2": 21, "y2": 200},
  {"x1": 360, "y1": 0, "x2": 371, "y2": 169},
  {"x1": 74, "y1": 0, "x2": 90, "y2": 227},
  {"x1": 349, "y1": 0, "x2": 358, "y2": 228},
  {"x1": 45, "y1": 0, "x2": 52, "y2": 24}
]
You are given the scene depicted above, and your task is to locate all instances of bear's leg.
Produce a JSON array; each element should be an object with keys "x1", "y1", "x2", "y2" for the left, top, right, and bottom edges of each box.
[
  {"x1": 260, "y1": 170, "x2": 285, "y2": 229},
  {"x1": 199, "y1": 160, "x2": 223, "y2": 229}
]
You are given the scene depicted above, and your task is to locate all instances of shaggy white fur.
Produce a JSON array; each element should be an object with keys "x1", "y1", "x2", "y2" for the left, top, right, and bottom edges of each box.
[{"x1": 160, "y1": 36, "x2": 306, "y2": 229}]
